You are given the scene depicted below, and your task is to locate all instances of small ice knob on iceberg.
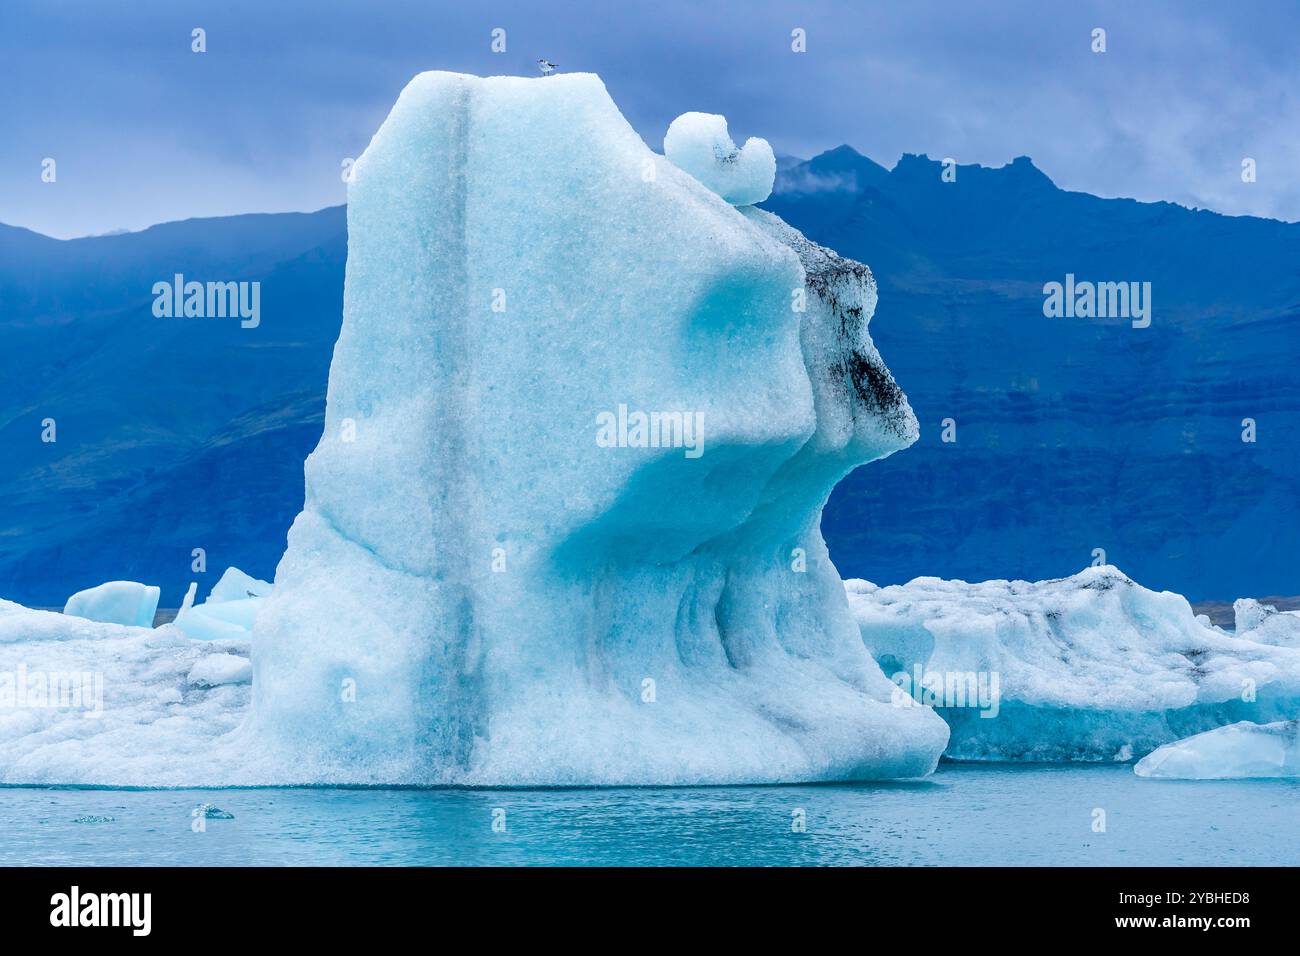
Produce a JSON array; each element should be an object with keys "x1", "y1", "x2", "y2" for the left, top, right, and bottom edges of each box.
[{"x1": 664, "y1": 112, "x2": 775, "y2": 205}]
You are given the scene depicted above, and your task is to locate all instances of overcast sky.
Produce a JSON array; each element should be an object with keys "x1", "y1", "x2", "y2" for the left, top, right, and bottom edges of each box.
[{"x1": 3, "y1": 0, "x2": 1297, "y2": 238}]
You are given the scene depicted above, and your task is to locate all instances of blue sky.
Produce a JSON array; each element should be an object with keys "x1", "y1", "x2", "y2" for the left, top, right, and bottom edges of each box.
[{"x1": 4, "y1": 0, "x2": 1298, "y2": 238}]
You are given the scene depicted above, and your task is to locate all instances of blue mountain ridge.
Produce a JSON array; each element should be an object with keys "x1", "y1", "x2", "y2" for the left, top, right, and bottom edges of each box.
[{"x1": 1, "y1": 149, "x2": 1296, "y2": 605}]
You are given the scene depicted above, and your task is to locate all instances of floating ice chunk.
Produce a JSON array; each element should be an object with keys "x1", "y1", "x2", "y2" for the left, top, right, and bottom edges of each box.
[
  {"x1": 206, "y1": 567, "x2": 272, "y2": 604},
  {"x1": 845, "y1": 566, "x2": 1300, "y2": 761},
  {"x1": 664, "y1": 112, "x2": 775, "y2": 205},
  {"x1": 174, "y1": 568, "x2": 269, "y2": 641},
  {"x1": 1135, "y1": 719, "x2": 1300, "y2": 779},
  {"x1": 187, "y1": 653, "x2": 253, "y2": 688},
  {"x1": 243, "y1": 71, "x2": 944, "y2": 787},
  {"x1": 1233, "y1": 599, "x2": 1300, "y2": 647},
  {"x1": 63, "y1": 581, "x2": 160, "y2": 628},
  {"x1": 193, "y1": 803, "x2": 234, "y2": 819}
]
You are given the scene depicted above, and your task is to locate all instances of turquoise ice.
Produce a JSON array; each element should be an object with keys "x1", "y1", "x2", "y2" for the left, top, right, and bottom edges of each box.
[
  {"x1": 1136, "y1": 719, "x2": 1300, "y2": 779},
  {"x1": 63, "y1": 581, "x2": 159, "y2": 628}
]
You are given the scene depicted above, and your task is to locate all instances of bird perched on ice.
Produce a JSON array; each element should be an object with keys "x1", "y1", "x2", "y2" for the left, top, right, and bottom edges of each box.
[{"x1": 537, "y1": 58, "x2": 558, "y2": 76}]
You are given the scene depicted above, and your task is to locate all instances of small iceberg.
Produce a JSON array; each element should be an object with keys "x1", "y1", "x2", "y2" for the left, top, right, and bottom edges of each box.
[
  {"x1": 206, "y1": 567, "x2": 273, "y2": 604},
  {"x1": 63, "y1": 581, "x2": 160, "y2": 628},
  {"x1": 1233, "y1": 599, "x2": 1300, "y2": 647},
  {"x1": 173, "y1": 567, "x2": 271, "y2": 642},
  {"x1": 193, "y1": 803, "x2": 234, "y2": 819},
  {"x1": 1135, "y1": 719, "x2": 1300, "y2": 779}
]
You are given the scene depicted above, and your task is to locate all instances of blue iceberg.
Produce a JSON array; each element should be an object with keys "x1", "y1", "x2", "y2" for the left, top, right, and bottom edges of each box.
[{"x1": 240, "y1": 71, "x2": 947, "y2": 786}]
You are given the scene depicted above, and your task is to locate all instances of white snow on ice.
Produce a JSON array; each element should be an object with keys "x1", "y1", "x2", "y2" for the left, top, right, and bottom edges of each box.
[
  {"x1": 187, "y1": 653, "x2": 253, "y2": 688},
  {"x1": 0, "y1": 600, "x2": 249, "y2": 786}
]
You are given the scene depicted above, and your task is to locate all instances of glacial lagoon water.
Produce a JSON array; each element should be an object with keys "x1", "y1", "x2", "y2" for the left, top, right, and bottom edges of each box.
[{"x1": 2, "y1": 763, "x2": 1295, "y2": 866}]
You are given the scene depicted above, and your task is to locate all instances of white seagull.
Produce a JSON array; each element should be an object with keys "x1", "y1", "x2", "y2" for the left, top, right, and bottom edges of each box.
[{"x1": 537, "y1": 58, "x2": 557, "y2": 77}]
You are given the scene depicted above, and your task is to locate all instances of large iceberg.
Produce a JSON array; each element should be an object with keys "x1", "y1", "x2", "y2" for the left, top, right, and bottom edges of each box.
[
  {"x1": 846, "y1": 567, "x2": 1300, "y2": 761},
  {"x1": 1135, "y1": 719, "x2": 1300, "y2": 779},
  {"x1": 238, "y1": 71, "x2": 947, "y2": 786}
]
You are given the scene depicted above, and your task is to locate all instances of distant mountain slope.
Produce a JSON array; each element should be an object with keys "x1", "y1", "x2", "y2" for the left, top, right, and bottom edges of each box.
[
  {"x1": 765, "y1": 149, "x2": 1300, "y2": 600},
  {"x1": 0, "y1": 209, "x2": 345, "y2": 604},
  {"x1": 0, "y1": 150, "x2": 1296, "y2": 605}
]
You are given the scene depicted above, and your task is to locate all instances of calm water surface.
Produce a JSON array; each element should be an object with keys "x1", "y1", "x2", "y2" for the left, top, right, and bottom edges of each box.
[{"x1": 1, "y1": 763, "x2": 1294, "y2": 866}]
